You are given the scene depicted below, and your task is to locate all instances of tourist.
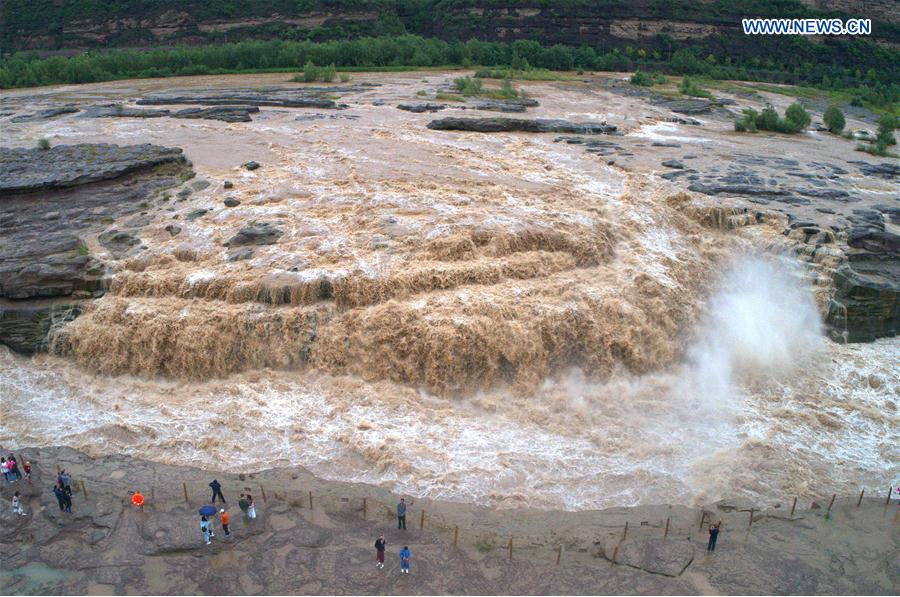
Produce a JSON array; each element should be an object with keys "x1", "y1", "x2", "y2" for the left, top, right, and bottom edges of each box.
[
  {"x1": 220, "y1": 508, "x2": 231, "y2": 537},
  {"x1": 12, "y1": 491, "x2": 27, "y2": 516},
  {"x1": 52, "y1": 483, "x2": 66, "y2": 511},
  {"x1": 209, "y1": 479, "x2": 225, "y2": 503},
  {"x1": 375, "y1": 534, "x2": 386, "y2": 569},
  {"x1": 8, "y1": 455, "x2": 20, "y2": 481},
  {"x1": 62, "y1": 483, "x2": 73, "y2": 513},
  {"x1": 707, "y1": 521, "x2": 721, "y2": 552},
  {"x1": 23, "y1": 461, "x2": 32, "y2": 483},
  {"x1": 399, "y1": 545, "x2": 411, "y2": 574},
  {"x1": 397, "y1": 498, "x2": 407, "y2": 530},
  {"x1": 200, "y1": 516, "x2": 212, "y2": 545},
  {"x1": 59, "y1": 470, "x2": 71, "y2": 490},
  {"x1": 1, "y1": 458, "x2": 9, "y2": 483},
  {"x1": 238, "y1": 493, "x2": 250, "y2": 518},
  {"x1": 246, "y1": 494, "x2": 257, "y2": 519}
]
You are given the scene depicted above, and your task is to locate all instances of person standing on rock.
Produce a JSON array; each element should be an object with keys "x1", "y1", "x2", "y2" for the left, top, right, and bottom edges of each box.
[
  {"x1": 238, "y1": 494, "x2": 250, "y2": 518},
  {"x1": 209, "y1": 479, "x2": 225, "y2": 504},
  {"x1": 8, "y1": 455, "x2": 21, "y2": 481},
  {"x1": 12, "y1": 491, "x2": 27, "y2": 516},
  {"x1": 58, "y1": 470, "x2": 71, "y2": 490},
  {"x1": 397, "y1": 498, "x2": 407, "y2": 530},
  {"x1": 52, "y1": 483, "x2": 66, "y2": 511},
  {"x1": 1, "y1": 458, "x2": 9, "y2": 484},
  {"x1": 246, "y1": 494, "x2": 257, "y2": 519},
  {"x1": 220, "y1": 508, "x2": 231, "y2": 537},
  {"x1": 62, "y1": 483, "x2": 73, "y2": 513},
  {"x1": 375, "y1": 534, "x2": 386, "y2": 569},
  {"x1": 399, "y1": 545, "x2": 411, "y2": 574},
  {"x1": 23, "y1": 461, "x2": 32, "y2": 484},
  {"x1": 201, "y1": 516, "x2": 212, "y2": 545},
  {"x1": 707, "y1": 521, "x2": 721, "y2": 552}
]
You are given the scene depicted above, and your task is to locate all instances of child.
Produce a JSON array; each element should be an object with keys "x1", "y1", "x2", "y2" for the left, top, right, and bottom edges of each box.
[
  {"x1": 399, "y1": 546, "x2": 411, "y2": 574},
  {"x1": 200, "y1": 516, "x2": 212, "y2": 545},
  {"x1": 375, "y1": 535, "x2": 386, "y2": 569},
  {"x1": 12, "y1": 492, "x2": 27, "y2": 516}
]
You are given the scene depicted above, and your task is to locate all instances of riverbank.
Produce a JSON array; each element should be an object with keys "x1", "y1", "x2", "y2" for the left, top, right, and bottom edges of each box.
[{"x1": 1, "y1": 446, "x2": 896, "y2": 595}]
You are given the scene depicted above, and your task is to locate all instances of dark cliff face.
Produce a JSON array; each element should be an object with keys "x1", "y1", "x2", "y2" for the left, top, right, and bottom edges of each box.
[{"x1": 2, "y1": 0, "x2": 897, "y2": 52}]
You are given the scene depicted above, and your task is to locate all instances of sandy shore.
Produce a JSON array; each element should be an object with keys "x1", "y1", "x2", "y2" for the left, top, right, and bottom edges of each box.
[{"x1": 1, "y1": 446, "x2": 896, "y2": 595}]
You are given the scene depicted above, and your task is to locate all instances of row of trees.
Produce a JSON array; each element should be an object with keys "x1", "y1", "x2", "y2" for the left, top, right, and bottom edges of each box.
[{"x1": 0, "y1": 35, "x2": 897, "y2": 108}]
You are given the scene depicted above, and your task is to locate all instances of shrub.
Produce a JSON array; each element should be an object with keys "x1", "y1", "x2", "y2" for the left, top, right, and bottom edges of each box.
[
  {"x1": 339, "y1": 73, "x2": 351, "y2": 82},
  {"x1": 630, "y1": 71, "x2": 654, "y2": 86},
  {"x1": 784, "y1": 102, "x2": 811, "y2": 131},
  {"x1": 823, "y1": 105, "x2": 845, "y2": 134},
  {"x1": 734, "y1": 104, "x2": 809, "y2": 134},
  {"x1": 678, "y1": 76, "x2": 713, "y2": 99},
  {"x1": 496, "y1": 78, "x2": 518, "y2": 99},
  {"x1": 37, "y1": 137, "x2": 51, "y2": 150},
  {"x1": 296, "y1": 61, "x2": 336, "y2": 83},
  {"x1": 875, "y1": 113, "x2": 897, "y2": 146},
  {"x1": 416, "y1": 89, "x2": 427, "y2": 96},
  {"x1": 453, "y1": 76, "x2": 482, "y2": 96}
]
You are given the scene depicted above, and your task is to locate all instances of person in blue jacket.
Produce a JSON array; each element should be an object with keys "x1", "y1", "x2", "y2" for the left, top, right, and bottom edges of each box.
[{"x1": 399, "y1": 546, "x2": 411, "y2": 574}]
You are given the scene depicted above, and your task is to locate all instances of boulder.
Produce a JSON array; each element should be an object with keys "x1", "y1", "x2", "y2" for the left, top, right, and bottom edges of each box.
[
  {"x1": 397, "y1": 103, "x2": 446, "y2": 113},
  {"x1": 223, "y1": 181, "x2": 234, "y2": 189},
  {"x1": 173, "y1": 106, "x2": 258, "y2": 123},
  {"x1": 11, "y1": 106, "x2": 79, "y2": 122},
  {"x1": 427, "y1": 117, "x2": 617, "y2": 134},
  {"x1": 0, "y1": 235, "x2": 106, "y2": 299},
  {"x1": 224, "y1": 197, "x2": 241, "y2": 207},
  {"x1": 0, "y1": 302, "x2": 83, "y2": 354},
  {"x1": 662, "y1": 160, "x2": 685, "y2": 169},
  {"x1": 98, "y1": 230, "x2": 141, "y2": 259},
  {"x1": 225, "y1": 222, "x2": 283, "y2": 247},
  {"x1": 185, "y1": 209, "x2": 208, "y2": 221},
  {"x1": 657, "y1": 99, "x2": 713, "y2": 114},
  {"x1": 244, "y1": 161, "x2": 260, "y2": 171},
  {"x1": 80, "y1": 104, "x2": 171, "y2": 118},
  {"x1": 0, "y1": 144, "x2": 188, "y2": 194}
]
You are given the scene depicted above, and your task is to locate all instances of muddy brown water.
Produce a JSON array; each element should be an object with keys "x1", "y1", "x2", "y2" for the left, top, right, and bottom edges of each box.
[{"x1": 1, "y1": 72, "x2": 897, "y2": 510}]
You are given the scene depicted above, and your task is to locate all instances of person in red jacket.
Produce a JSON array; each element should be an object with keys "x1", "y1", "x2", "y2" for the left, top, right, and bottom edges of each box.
[{"x1": 220, "y1": 508, "x2": 231, "y2": 537}]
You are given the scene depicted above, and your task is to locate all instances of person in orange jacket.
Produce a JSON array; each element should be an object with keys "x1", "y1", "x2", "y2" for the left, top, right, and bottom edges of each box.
[{"x1": 220, "y1": 508, "x2": 231, "y2": 537}]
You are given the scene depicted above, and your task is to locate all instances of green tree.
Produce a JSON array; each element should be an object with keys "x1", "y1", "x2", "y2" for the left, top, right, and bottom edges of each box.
[
  {"x1": 823, "y1": 105, "x2": 845, "y2": 134},
  {"x1": 785, "y1": 102, "x2": 811, "y2": 131}
]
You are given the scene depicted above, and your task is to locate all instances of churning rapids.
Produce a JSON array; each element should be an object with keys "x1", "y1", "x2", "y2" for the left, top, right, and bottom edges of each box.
[{"x1": 1, "y1": 72, "x2": 897, "y2": 510}]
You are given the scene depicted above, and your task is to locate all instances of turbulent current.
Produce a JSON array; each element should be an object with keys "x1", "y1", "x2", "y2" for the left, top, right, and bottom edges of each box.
[{"x1": 1, "y1": 72, "x2": 897, "y2": 510}]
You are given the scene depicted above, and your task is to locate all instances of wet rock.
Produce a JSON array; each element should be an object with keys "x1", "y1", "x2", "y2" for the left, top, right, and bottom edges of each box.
[
  {"x1": 173, "y1": 106, "x2": 258, "y2": 123},
  {"x1": 397, "y1": 103, "x2": 446, "y2": 113},
  {"x1": 466, "y1": 98, "x2": 538, "y2": 113},
  {"x1": 227, "y1": 248, "x2": 254, "y2": 262},
  {"x1": 616, "y1": 538, "x2": 694, "y2": 577},
  {"x1": 225, "y1": 222, "x2": 283, "y2": 247},
  {"x1": 0, "y1": 235, "x2": 106, "y2": 300},
  {"x1": 427, "y1": 117, "x2": 616, "y2": 134},
  {"x1": 80, "y1": 104, "x2": 171, "y2": 118},
  {"x1": 191, "y1": 179, "x2": 211, "y2": 191},
  {"x1": 652, "y1": 142, "x2": 681, "y2": 148},
  {"x1": 0, "y1": 144, "x2": 188, "y2": 194},
  {"x1": 186, "y1": 209, "x2": 208, "y2": 221},
  {"x1": 223, "y1": 181, "x2": 234, "y2": 189},
  {"x1": 244, "y1": 161, "x2": 260, "y2": 171},
  {"x1": 137, "y1": 88, "x2": 344, "y2": 109},
  {"x1": 10, "y1": 106, "x2": 79, "y2": 122},
  {"x1": 669, "y1": 116, "x2": 702, "y2": 125},
  {"x1": 657, "y1": 99, "x2": 713, "y2": 114},
  {"x1": 165, "y1": 224, "x2": 182, "y2": 236},
  {"x1": 855, "y1": 162, "x2": 899, "y2": 180},
  {"x1": 98, "y1": 230, "x2": 141, "y2": 259},
  {"x1": 662, "y1": 160, "x2": 685, "y2": 169},
  {"x1": 224, "y1": 197, "x2": 241, "y2": 207},
  {"x1": 0, "y1": 303, "x2": 82, "y2": 354}
]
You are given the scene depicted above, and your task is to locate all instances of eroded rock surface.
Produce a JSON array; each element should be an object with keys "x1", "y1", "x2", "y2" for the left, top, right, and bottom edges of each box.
[{"x1": 427, "y1": 117, "x2": 617, "y2": 134}]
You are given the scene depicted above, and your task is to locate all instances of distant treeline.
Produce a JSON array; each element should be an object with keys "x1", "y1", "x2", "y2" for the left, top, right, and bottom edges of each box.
[{"x1": 1, "y1": 35, "x2": 897, "y2": 108}]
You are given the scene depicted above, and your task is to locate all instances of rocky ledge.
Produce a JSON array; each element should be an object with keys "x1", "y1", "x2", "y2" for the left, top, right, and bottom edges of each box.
[
  {"x1": 0, "y1": 143, "x2": 193, "y2": 354},
  {"x1": 427, "y1": 117, "x2": 617, "y2": 134},
  {"x1": 81, "y1": 104, "x2": 259, "y2": 123},
  {"x1": 135, "y1": 86, "x2": 370, "y2": 109},
  {"x1": 0, "y1": 446, "x2": 894, "y2": 595}
]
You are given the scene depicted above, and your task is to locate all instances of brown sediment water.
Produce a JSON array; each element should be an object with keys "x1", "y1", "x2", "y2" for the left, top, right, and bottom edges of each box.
[{"x1": 0, "y1": 72, "x2": 897, "y2": 510}]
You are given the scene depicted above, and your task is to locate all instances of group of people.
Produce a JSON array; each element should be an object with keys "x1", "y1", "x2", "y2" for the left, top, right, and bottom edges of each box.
[
  {"x1": 1, "y1": 454, "x2": 30, "y2": 484},
  {"x1": 199, "y1": 480, "x2": 258, "y2": 545},
  {"x1": 53, "y1": 470, "x2": 74, "y2": 513},
  {"x1": 374, "y1": 533, "x2": 412, "y2": 574}
]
